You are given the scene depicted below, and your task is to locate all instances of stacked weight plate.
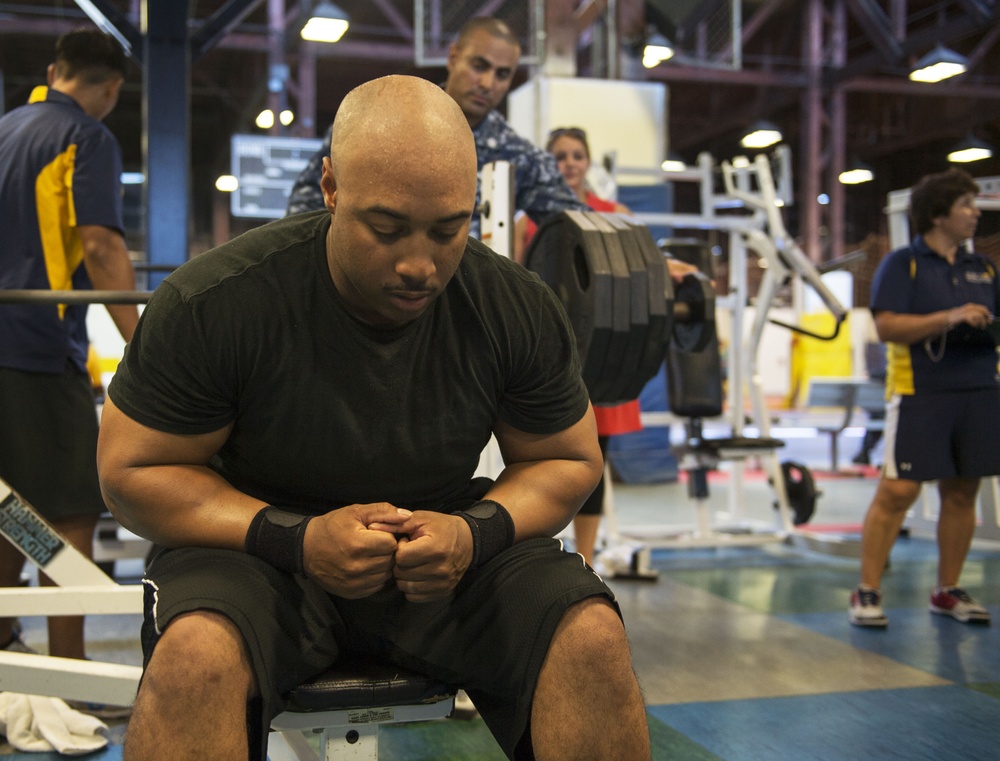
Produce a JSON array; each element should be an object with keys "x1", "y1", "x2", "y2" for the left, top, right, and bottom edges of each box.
[{"x1": 524, "y1": 210, "x2": 715, "y2": 405}]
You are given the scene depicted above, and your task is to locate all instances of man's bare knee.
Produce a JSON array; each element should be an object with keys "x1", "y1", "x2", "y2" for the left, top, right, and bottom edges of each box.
[
  {"x1": 549, "y1": 598, "x2": 634, "y2": 679},
  {"x1": 143, "y1": 611, "x2": 255, "y2": 700}
]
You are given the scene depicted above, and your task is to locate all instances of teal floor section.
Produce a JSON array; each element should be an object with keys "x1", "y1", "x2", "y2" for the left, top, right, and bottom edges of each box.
[{"x1": 648, "y1": 686, "x2": 1000, "y2": 761}]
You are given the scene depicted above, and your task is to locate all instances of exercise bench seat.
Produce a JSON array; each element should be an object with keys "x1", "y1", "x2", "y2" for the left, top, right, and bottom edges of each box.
[{"x1": 267, "y1": 661, "x2": 457, "y2": 761}]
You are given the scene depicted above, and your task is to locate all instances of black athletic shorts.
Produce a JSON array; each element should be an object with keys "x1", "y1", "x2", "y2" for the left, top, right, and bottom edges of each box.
[
  {"x1": 0, "y1": 364, "x2": 106, "y2": 519},
  {"x1": 883, "y1": 387, "x2": 1000, "y2": 481},
  {"x1": 141, "y1": 537, "x2": 618, "y2": 761}
]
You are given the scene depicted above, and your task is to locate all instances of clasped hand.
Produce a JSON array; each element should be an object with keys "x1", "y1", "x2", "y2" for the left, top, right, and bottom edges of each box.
[
  {"x1": 948, "y1": 302, "x2": 994, "y2": 330},
  {"x1": 301, "y1": 504, "x2": 474, "y2": 602}
]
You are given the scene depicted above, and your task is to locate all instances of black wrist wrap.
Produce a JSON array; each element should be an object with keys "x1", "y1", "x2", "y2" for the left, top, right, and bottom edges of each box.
[
  {"x1": 454, "y1": 499, "x2": 515, "y2": 570},
  {"x1": 244, "y1": 507, "x2": 313, "y2": 575}
]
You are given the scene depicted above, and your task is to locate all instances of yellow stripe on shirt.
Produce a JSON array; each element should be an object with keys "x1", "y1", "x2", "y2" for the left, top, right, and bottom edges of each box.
[
  {"x1": 35, "y1": 144, "x2": 83, "y2": 319},
  {"x1": 885, "y1": 341, "x2": 915, "y2": 396}
]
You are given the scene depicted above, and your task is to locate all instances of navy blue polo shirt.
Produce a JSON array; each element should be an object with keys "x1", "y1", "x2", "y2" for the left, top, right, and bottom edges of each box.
[
  {"x1": 0, "y1": 87, "x2": 124, "y2": 375},
  {"x1": 871, "y1": 235, "x2": 999, "y2": 394}
]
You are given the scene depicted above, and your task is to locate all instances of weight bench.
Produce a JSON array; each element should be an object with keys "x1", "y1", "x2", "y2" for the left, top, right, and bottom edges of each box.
[{"x1": 267, "y1": 661, "x2": 457, "y2": 761}]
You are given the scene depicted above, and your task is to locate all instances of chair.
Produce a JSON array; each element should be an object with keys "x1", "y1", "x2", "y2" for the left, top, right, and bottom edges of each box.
[{"x1": 267, "y1": 661, "x2": 457, "y2": 761}]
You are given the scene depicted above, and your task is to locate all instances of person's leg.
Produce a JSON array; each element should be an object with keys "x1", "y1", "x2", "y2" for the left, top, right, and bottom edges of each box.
[
  {"x1": 572, "y1": 514, "x2": 601, "y2": 567},
  {"x1": 935, "y1": 476, "x2": 980, "y2": 587},
  {"x1": 530, "y1": 597, "x2": 650, "y2": 760},
  {"x1": 859, "y1": 477, "x2": 921, "y2": 588},
  {"x1": 124, "y1": 610, "x2": 256, "y2": 761},
  {"x1": 573, "y1": 436, "x2": 608, "y2": 566},
  {"x1": 39, "y1": 512, "x2": 101, "y2": 659}
]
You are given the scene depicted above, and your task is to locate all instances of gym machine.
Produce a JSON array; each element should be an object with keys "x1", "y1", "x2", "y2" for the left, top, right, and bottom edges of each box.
[{"x1": 480, "y1": 149, "x2": 852, "y2": 575}]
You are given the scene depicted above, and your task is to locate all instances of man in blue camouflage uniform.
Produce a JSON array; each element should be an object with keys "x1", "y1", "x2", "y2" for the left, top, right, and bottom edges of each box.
[{"x1": 285, "y1": 17, "x2": 585, "y2": 237}]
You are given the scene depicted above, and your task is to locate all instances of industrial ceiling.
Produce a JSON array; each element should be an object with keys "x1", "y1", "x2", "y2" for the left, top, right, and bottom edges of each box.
[{"x1": 1, "y1": 1, "x2": 999, "y2": 262}]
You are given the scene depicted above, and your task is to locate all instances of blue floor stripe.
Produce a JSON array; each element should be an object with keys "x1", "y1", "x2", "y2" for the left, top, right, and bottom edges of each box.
[
  {"x1": 649, "y1": 685, "x2": 1000, "y2": 761},
  {"x1": 777, "y1": 607, "x2": 1000, "y2": 683}
]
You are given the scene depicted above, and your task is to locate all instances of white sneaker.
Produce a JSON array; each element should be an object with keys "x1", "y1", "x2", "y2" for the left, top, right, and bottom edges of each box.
[
  {"x1": 849, "y1": 585, "x2": 888, "y2": 627},
  {"x1": 929, "y1": 586, "x2": 991, "y2": 624}
]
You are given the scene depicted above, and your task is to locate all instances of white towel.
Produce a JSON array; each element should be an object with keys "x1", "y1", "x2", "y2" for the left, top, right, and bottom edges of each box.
[{"x1": 0, "y1": 692, "x2": 108, "y2": 755}]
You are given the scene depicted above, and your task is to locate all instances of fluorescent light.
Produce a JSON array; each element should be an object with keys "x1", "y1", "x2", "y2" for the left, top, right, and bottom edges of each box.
[
  {"x1": 909, "y1": 45, "x2": 968, "y2": 83},
  {"x1": 740, "y1": 120, "x2": 782, "y2": 149},
  {"x1": 839, "y1": 167, "x2": 874, "y2": 184},
  {"x1": 661, "y1": 158, "x2": 687, "y2": 173},
  {"x1": 256, "y1": 109, "x2": 275, "y2": 129},
  {"x1": 839, "y1": 159, "x2": 875, "y2": 185},
  {"x1": 301, "y1": 2, "x2": 349, "y2": 43},
  {"x1": 215, "y1": 175, "x2": 239, "y2": 192},
  {"x1": 661, "y1": 151, "x2": 687, "y2": 172},
  {"x1": 642, "y1": 33, "x2": 674, "y2": 69},
  {"x1": 947, "y1": 135, "x2": 993, "y2": 163},
  {"x1": 120, "y1": 172, "x2": 145, "y2": 185}
]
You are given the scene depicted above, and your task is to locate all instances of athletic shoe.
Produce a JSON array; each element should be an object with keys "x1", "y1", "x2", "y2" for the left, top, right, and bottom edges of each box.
[
  {"x1": 929, "y1": 587, "x2": 991, "y2": 624},
  {"x1": 849, "y1": 585, "x2": 888, "y2": 627},
  {"x1": 65, "y1": 699, "x2": 132, "y2": 720}
]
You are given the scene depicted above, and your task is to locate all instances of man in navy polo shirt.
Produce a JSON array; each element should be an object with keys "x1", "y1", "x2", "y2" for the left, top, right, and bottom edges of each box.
[
  {"x1": 285, "y1": 17, "x2": 585, "y2": 239},
  {"x1": 850, "y1": 168, "x2": 999, "y2": 628},
  {"x1": 0, "y1": 28, "x2": 139, "y2": 663}
]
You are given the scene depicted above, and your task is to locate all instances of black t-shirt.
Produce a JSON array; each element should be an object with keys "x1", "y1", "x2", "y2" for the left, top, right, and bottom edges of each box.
[{"x1": 109, "y1": 211, "x2": 588, "y2": 512}]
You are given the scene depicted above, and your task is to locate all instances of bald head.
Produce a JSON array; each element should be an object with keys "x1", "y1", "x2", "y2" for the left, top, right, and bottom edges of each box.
[
  {"x1": 329, "y1": 75, "x2": 476, "y2": 188},
  {"x1": 319, "y1": 76, "x2": 479, "y2": 326}
]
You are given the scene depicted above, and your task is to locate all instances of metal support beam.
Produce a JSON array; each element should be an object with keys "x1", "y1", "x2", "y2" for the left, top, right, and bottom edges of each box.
[
  {"x1": 799, "y1": 0, "x2": 824, "y2": 263},
  {"x1": 844, "y1": 0, "x2": 903, "y2": 62},
  {"x1": 191, "y1": 0, "x2": 265, "y2": 61},
  {"x1": 143, "y1": 0, "x2": 191, "y2": 285},
  {"x1": 74, "y1": 0, "x2": 143, "y2": 61},
  {"x1": 956, "y1": 0, "x2": 994, "y2": 23},
  {"x1": 833, "y1": 9, "x2": 1000, "y2": 84}
]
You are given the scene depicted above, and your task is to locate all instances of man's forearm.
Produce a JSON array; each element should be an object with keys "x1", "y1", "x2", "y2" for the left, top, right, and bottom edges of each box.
[
  {"x1": 485, "y1": 458, "x2": 602, "y2": 541},
  {"x1": 102, "y1": 463, "x2": 264, "y2": 551}
]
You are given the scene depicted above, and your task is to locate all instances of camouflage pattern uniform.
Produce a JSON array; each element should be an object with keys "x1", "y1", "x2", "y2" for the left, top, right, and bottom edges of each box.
[{"x1": 285, "y1": 108, "x2": 585, "y2": 239}]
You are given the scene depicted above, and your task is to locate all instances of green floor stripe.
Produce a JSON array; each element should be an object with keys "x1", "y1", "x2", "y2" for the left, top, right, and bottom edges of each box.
[
  {"x1": 380, "y1": 718, "x2": 507, "y2": 759},
  {"x1": 968, "y1": 682, "x2": 1000, "y2": 701},
  {"x1": 648, "y1": 713, "x2": 723, "y2": 761}
]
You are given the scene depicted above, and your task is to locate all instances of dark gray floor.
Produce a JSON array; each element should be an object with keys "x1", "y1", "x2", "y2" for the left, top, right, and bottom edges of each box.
[{"x1": 3, "y1": 426, "x2": 999, "y2": 760}]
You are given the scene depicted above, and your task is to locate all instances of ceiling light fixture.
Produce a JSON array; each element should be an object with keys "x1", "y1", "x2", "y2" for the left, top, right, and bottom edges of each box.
[
  {"x1": 838, "y1": 158, "x2": 875, "y2": 185},
  {"x1": 740, "y1": 120, "x2": 783, "y2": 149},
  {"x1": 215, "y1": 175, "x2": 239, "y2": 192},
  {"x1": 661, "y1": 153, "x2": 687, "y2": 173},
  {"x1": 642, "y1": 33, "x2": 674, "y2": 69},
  {"x1": 947, "y1": 134, "x2": 994, "y2": 163},
  {"x1": 255, "y1": 109, "x2": 275, "y2": 130},
  {"x1": 909, "y1": 44, "x2": 968, "y2": 83},
  {"x1": 301, "y1": 1, "x2": 350, "y2": 43}
]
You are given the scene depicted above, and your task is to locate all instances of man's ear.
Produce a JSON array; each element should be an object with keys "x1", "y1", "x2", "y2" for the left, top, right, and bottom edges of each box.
[
  {"x1": 320, "y1": 156, "x2": 337, "y2": 212},
  {"x1": 46, "y1": 63, "x2": 56, "y2": 86}
]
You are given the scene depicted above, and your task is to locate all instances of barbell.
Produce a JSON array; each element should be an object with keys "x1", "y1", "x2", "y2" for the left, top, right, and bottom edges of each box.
[{"x1": 523, "y1": 210, "x2": 716, "y2": 405}]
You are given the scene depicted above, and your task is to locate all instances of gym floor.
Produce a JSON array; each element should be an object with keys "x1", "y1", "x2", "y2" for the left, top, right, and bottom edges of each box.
[{"x1": 2, "y1": 429, "x2": 998, "y2": 760}]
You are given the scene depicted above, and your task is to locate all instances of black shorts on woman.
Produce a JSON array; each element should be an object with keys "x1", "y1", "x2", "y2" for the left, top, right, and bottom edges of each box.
[{"x1": 142, "y1": 525, "x2": 617, "y2": 761}]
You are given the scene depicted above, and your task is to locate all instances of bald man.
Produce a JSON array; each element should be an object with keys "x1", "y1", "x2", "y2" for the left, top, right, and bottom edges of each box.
[{"x1": 98, "y1": 76, "x2": 651, "y2": 761}]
